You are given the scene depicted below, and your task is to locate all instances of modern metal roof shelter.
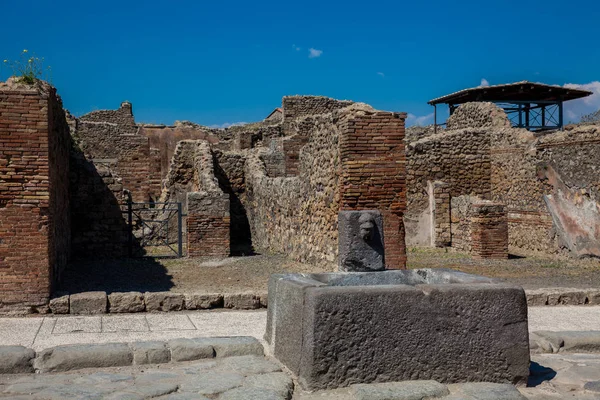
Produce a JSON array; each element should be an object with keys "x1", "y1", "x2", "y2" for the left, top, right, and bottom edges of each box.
[{"x1": 428, "y1": 81, "x2": 592, "y2": 132}]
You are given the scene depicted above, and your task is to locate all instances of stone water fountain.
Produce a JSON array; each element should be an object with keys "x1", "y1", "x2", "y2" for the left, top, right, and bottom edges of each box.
[{"x1": 265, "y1": 210, "x2": 530, "y2": 390}]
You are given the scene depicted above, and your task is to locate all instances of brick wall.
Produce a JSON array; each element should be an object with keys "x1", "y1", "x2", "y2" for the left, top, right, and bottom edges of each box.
[
  {"x1": 470, "y1": 201, "x2": 508, "y2": 259},
  {"x1": 186, "y1": 192, "x2": 230, "y2": 257},
  {"x1": 339, "y1": 111, "x2": 407, "y2": 269},
  {"x1": 429, "y1": 181, "x2": 451, "y2": 247},
  {"x1": 0, "y1": 82, "x2": 70, "y2": 312}
]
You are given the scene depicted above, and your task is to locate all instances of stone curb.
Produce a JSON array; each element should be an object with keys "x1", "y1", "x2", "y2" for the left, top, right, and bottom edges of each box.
[
  {"x1": 525, "y1": 288, "x2": 600, "y2": 306},
  {"x1": 48, "y1": 291, "x2": 269, "y2": 315},
  {"x1": 0, "y1": 336, "x2": 263, "y2": 374},
  {"x1": 530, "y1": 330, "x2": 600, "y2": 354}
]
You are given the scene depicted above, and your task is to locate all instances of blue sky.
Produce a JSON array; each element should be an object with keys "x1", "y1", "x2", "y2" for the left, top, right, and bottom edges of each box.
[{"x1": 1, "y1": 0, "x2": 599, "y2": 127}]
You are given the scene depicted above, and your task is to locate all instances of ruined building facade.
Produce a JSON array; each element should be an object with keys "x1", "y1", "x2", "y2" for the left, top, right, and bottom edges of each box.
[
  {"x1": 0, "y1": 80, "x2": 408, "y2": 313},
  {"x1": 405, "y1": 102, "x2": 600, "y2": 259}
]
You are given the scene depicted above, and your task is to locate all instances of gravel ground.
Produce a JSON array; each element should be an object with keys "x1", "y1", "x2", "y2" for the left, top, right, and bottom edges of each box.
[
  {"x1": 407, "y1": 247, "x2": 600, "y2": 289},
  {"x1": 60, "y1": 254, "x2": 332, "y2": 294},
  {"x1": 60, "y1": 247, "x2": 600, "y2": 294}
]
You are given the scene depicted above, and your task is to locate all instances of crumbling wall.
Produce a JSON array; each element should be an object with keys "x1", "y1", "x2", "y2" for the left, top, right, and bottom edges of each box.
[
  {"x1": 282, "y1": 96, "x2": 353, "y2": 134},
  {"x1": 0, "y1": 80, "x2": 71, "y2": 312},
  {"x1": 446, "y1": 102, "x2": 511, "y2": 130},
  {"x1": 245, "y1": 109, "x2": 349, "y2": 266},
  {"x1": 405, "y1": 127, "x2": 492, "y2": 246}
]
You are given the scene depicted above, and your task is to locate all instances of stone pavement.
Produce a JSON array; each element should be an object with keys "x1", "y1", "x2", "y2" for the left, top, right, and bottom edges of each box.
[
  {"x1": 1, "y1": 306, "x2": 600, "y2": 352},
  {"x1": 0, "y1": 310, "x2": 266, "y2": 351},
  {"x1": 0, "y1": 355, "x2": 293, "y2": 399}
]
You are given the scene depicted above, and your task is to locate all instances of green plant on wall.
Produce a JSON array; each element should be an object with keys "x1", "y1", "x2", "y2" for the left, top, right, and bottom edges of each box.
[{"x1": 2, "y1": 49, "x2": 51, "y2": 85}]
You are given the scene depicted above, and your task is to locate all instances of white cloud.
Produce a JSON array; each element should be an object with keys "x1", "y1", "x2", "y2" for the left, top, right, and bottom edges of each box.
[
  {"x1": 563, "y1": 81, "x2": 600, "y2": 122},
  {"x1": 479, "y1": 78, "x2": 490, "y2": 87},
  {"x1": 209, "y1": 122, "x2": 248, "y2": 129},
  {"x1": 292, "y1": 44, "x2": 301, "y2": 51},
  {"x1": 377, "y1": 72, "x2": 385, "y2": 78},
  {"x1": 406, "y1": 112, "x2": 434, "y2": 127},
  {"x1": 308, "y1": 48, "x2": 323, "y2": 58}
]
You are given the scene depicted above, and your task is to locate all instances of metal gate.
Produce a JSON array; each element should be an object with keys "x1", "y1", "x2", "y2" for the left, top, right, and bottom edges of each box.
[{"x1": 125, "y1": 201, "x2": 184, "y2": 258}]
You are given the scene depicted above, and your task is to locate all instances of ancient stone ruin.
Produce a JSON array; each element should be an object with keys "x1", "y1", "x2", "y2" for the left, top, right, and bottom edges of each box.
[
  {"x1": 0, "y1": 79, "x2": 407, "y2": 313},
  {"x1": 2, "y1": 76, "x2": 600, "y2": 316}
]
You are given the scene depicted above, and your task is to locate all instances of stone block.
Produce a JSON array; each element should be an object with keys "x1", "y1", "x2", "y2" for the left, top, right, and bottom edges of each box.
[
  {"x1": 144, "y1": 292, "x2": 185, "y2": 312},
  {"x1": 108, "y1": 292, "x2": 145, "y2": 313},
  {"x1": 351, "y1": 381, "x2": 449, "y2": 400},
  {"x1": 338, "y1": 210, "x2": 385, "y2": 272},
  {"x1": 184, "y1": 293, "x2": 224, "y2": 310},
  {"x1": 168, "y1": 338, "x2": 215, "y2": 362},
  {"x1": 130, "y1": 341, "x2": 170, "y2": 365},
  {"x1": 49, "y1": 293, "x2": 69, "y2": 314},
  {"x1": 210, "y1": 337, "x2": 264, "y2": 357},
  {"x1": 546, "y1": 288, "x2": 586, "y2": 305},
  {"x1": 588, "y1": 289, "x2": 600, "y2": 305},
  {"x1": 69, "y1": 291, "x2": 107, "y2": 314},
  {"x1": 224, "y1": 293, "x2": 261, "y2": 309},
  {"x1": 0, "y1": 346, "x2": 36, "y2": 373},
  {"x1": 525, "y1": 289, "x2": 548, "y2": 306},
  {"x1": 34, "y1": 343, "x2": 133, "y2": 373},
  {"x1": 267, "y1": 269, "x2": 530, "y2": 390}
]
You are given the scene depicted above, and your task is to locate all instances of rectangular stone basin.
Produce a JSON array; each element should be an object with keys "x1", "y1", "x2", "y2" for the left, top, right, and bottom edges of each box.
[{"x1": 265, "y1": 268, "x2": 529, "y2": 391}]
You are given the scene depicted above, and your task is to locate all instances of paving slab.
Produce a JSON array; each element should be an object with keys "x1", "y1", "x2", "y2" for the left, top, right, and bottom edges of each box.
[
  {"x1": 102, "y1": 315, "x2": 149, "y2": 333},
  {"x1": 0, "y1": 318, "x2": 43, "y2": 348},
  {"x1": 52, "y1": 316, "x2": 101, "y2": 334},
  {"x1": 528, "y1": 306, "x2": 600, "y2": 331},
  {"x1": 145, "y1": 314, "x2": 196, "y2": 331}
]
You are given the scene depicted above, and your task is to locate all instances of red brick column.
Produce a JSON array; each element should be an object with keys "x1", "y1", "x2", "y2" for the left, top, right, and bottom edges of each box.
[
  {"x1": 0, "y1": 83, "x2": 70, "y2": 312},
  {"x1": 186, "y1": 192, "x2": 230, "y2": 257},
  {"x1": 339, "y1": 111, "x2": 407, "y2": 269},
  {"x1": 471, "y1": 201, "x2": 508, "y2": 259}
]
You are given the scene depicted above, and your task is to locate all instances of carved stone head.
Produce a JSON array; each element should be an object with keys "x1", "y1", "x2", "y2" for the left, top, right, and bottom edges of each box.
[{"x1": 358, "y1": 213, "x2": 375, "y2": 241}]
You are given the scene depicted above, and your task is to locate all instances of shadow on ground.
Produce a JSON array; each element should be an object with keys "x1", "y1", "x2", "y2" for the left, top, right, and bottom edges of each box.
[
  {"x1": 528, "y1": 361, "x2": 557, "y2": 387},
  {"x1": 58, "y1": 257, "x2": 174, "y2": 294}
]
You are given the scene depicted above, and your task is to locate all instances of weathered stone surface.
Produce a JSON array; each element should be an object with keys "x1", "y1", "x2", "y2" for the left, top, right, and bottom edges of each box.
[
  {"x1": 70, "y1": 291, "x2": 107, "y2": 314},
  {"x1": 108, "y1": 292, "x2": 145, "y2": 313},
  {"x1": 168, "y1": 338, "x2": 214, "y2": 362},
  {"x1": 184, "y1": 293, "x2": 223, "y2": 310},
  {"x1": 34, "y1": 343, "x2": 133, "y2": 372},
  {"x1": 525, "y1": 289, "x2": 548, "y2": 306},
  {"x1": 179, "y1": 371, "x2": 244, "y2": 394},
  {"x1": 338, "y1": 210, "x2": 385, "y2": 272},
  {"x1": 244, "y1": 372, "x2": 293, "y2": 397},
  {"x1": 0, "y1": 346, "x2": 35, "y2": 373},
  {"x1": 587, "y1": 289, "x2": 600, "y2": 305},
  {"x1": 534, "y1": 330, "x2": 600, "y2": 353},
  {"x1": 351, "y1": 381, "x2": 449, "y2": 400},
  {"x1": 268, "y1": 269, "x2": 529, "y2": 390},
  {"x1": 131, "y1": 341, "x2": 170, "y2": 365},
  {"x1": 548, "y1": 288, "x2": 587, "y2": 305},
  {"x1": 48, "y1": 293, "x2": 70, "y2": 314},
  {"x1": 224, "y1": 293, "x2": 261, "y2": 309},
  {"x1": 211, "y1": 337, "x2": 264, "y2": 357},
  {"x1": 217, "y1": 355, "x2": 281, "y2": 375},
  {"x1": 220, "y1": 387, "x2": 286, "y2": 400},
  {"x1": 144, "y1": 292, "x2": 184, "y2": 312},
  {"x1": 584, "y1": 380, "x2": 600, "y2": 392},
  {"x1": 447, "y1": 383, "x2": 527, "y2": 399},
  {"x1": 257, "y1": 291, "x2": 269, "y2": 308}
]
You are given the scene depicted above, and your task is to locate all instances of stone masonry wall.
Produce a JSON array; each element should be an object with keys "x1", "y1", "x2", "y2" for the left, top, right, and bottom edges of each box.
[
  {"x1": 282, "y1": 96, "x2": 353, "y2": 135},
  {"x1": 339, "y1": 111, "x2": 408, "y2": 269},
  {"x1": 0, "y1": 80, "x2": 71, "y2": 313},
  {"x1": 186, "y1": 142, "x2": 230, "y2": 257},
  {"x1": 470, "y1": 201, "x2": 509, "y2": 259},
  {"x1": 405, "y1": 128, "x2": 492, "y2": 246},
  {"x1": 245, "y1": 107, "x2": 358, "y2": 266}
]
